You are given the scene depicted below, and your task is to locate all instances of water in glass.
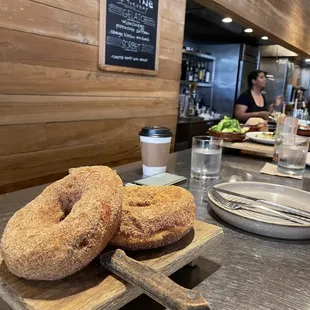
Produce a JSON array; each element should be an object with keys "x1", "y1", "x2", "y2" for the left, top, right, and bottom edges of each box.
[
  {"x1": 272, "y1": 116, "x2": 298, "y2": 163},
  {"x1": 191, "y1": 147, "x2": 222, "y2": 180},
  {"x1": 277, "y1": 135, "x2": 309, "y2": 176},
  {"x1": 278, "y1": 146, "x2": 308, "y2": 175}
]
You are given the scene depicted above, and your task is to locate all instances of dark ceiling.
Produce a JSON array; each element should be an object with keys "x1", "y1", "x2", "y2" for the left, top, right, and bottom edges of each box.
[{"x1": 185, "y1": 0, "x2": 273, "y2": 46}]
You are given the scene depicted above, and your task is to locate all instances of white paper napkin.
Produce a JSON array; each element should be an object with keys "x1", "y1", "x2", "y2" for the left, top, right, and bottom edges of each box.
[{"x1": 260, "y1": 163, "x2": 303, "y2": 180}]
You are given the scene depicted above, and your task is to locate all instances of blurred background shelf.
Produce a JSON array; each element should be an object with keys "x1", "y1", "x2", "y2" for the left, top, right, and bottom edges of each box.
[
  {"x1": 180, "y1": 81, "x2": 213, "y2": 88},
  {"x1": 182, "y1": 49, "x2": 216, "y2": 61}
]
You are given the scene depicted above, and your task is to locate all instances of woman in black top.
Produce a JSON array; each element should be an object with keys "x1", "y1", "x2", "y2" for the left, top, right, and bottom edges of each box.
[{"x1": 234, "y1": 70, "x2": 282, "y2": 122}]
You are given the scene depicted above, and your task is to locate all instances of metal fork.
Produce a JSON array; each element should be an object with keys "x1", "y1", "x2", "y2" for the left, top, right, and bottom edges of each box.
[{"x1": 207, "y1": 186, "x2": 310, "y2": 225}]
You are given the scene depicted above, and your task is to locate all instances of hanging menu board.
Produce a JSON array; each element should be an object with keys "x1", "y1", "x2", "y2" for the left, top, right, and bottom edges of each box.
[{"x1": 99, "y1": 0, "x2": 160, "y2": 75}]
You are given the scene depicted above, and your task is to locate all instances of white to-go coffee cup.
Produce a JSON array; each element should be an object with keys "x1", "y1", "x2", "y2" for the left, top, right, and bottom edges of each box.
[{"x1": 139, "y1": 127, "x2": 173, "y2": 176}]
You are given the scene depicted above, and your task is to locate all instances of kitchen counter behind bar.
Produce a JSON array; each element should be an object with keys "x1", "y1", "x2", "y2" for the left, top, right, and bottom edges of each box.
[{"x1": 0, "y1": 150, "x2": 309, "y2": 310}]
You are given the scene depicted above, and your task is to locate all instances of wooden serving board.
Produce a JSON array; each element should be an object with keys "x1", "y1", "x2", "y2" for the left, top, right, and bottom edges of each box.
[
  {"x1": 0, "y1": 221, "x2": 223, "y2": 310},
  {"x1": 223, "y1": 141, "x2": 274, "y2": 158}
]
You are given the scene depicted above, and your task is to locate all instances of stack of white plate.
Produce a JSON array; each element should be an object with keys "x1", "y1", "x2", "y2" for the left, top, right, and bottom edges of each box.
[{"x1": 208, "y1": 182, "x2": 310, "y2": 239}]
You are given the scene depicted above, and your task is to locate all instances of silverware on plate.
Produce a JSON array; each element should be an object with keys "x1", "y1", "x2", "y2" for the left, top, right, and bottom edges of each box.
[
  {"x1": 212, "y1": 187, "x2": 310, "y2": 220},
  {"x1": 208, "y1": 186, "x2": 310, "y2": 225}
]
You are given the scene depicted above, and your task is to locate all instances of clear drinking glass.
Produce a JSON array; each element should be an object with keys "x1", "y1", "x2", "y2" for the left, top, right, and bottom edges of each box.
[
  {"x1": 277, "y1": 135, "x2": 309, "y2": 176},
  {"x1": 191, "y1": 136, "x2": 223, "y2": 180},
  {"x1": 273, "y1": 117, "x2": 298, "y2": 163}
]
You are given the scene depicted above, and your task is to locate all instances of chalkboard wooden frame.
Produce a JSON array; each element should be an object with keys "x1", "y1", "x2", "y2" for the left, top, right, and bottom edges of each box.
[{"x1": 99, "y1": 0, "x2": 161, "y2": 76}]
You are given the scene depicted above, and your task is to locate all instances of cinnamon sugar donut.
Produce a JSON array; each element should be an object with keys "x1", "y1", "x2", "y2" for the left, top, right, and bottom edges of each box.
[
  {"x1": 1, "y1": 166, "x2": 123, "y2": 281},
  {"x1": 109, "y1": 186, "x2": 196, "y2": 251}
]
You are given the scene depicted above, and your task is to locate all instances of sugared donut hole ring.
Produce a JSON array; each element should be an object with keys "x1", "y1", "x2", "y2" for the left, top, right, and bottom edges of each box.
[
  {"x1": 1, "y1": 166, "x2": 123, "y2": 281},
  {"x1": 109, "y1": 186, "x2": 196, "y2": 251},
  {"x1": 58, "y1": 190, "x2": 82, "y2": 221}
]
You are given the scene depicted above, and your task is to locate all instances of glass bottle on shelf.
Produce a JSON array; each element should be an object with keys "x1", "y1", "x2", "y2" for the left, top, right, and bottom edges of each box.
[
  {"x1": 194, "y1": 61, "x2": 199, "y2": 82},
  {"x1": 195, "y1": 94, "x2": 202, "y2": 116},
  {"x1": 198, "y1": 61, "x2": 204, "y2": 82},
  {"x1": 188, "y1": 85, "x2": 196, "y2": 116},
  {"x1": 188, "y1": 62, "x2": 194, "y2": 81},
  {"x1": 185, "y1": 61, "x2": 190, "y2": 81},
  {"x1": 200, "y1": 62, "x2": 206, "y2": 82},
  {"x1": 183, "y1": 90, "x2": 190, "y2": 117},
  {"x1": 205, "y1": 63, "x2": 211, "y2": 83}
]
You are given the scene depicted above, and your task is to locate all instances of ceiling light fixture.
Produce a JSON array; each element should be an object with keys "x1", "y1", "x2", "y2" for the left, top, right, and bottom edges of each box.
[
  {"x1": 222, "y1": 17, "x2": 232, "y2": 23},
  {"x1": 305, "y1": 59, "x2": 310, "y2": 63},
  {"x1": 244, "y1": 28, "x2": 253, "y2": 33},
  {"x1": 261, "y1": 36, "x2": 269, "y2": 40}
]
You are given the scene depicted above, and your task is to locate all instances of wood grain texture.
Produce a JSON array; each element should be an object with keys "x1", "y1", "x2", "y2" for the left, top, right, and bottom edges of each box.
[
  {"x1": 29, "y1": 0, "x2": 99, "y2": 19},
  {"x1": 0, "y1": 0, "x2": 184, "y2": 190},
  {"x1": 0, "y1": 137, "x2": 140, "y2": 187},
  {"x1": 158, "y1": 40, "x2": 183, "y2": 80},
  {"x1": 246, "y1": 0, "x2": 310, "y2": 48},
  {"x1": 160, "y1": 39, "x2": 183, "y2": 64},
  {"x1": 0, "y1": 0, "x2": 98, "y2": 45},
  {"x1": 0, "y1": 62, "x2": 179, "y2": 97},
  {"x1": 222, "y1": 141, "x2": 273, "y2": 158},
  {"x1": 0, "y1": 29, "x2": 182, "y2": 75},
  {"x1": 0, "y1": 95, "x2": 178, "y2": 125},
  {"x1": 0, "y1": 173, "x2": 69, "y2": 196},
  {"x1": 162, "y1": 0, "x2": 186, "y2": 25},
  {"x1": 0, "y1": 28, "x2": 98, "y2": 72},
  {"x1": 31, "y1": 0, "x2": 185, "y2": 24},
  {"x1": 46, "y1": 116, "x2": 176, "y2": 149},
  {"x1": 255, "y1": 0, "x2": 310, "y2": 36},
  {"x1": 195, "y1": 0, "x2": 310, "y2": 56},
  {"x1": 0, "y1": 115, "x2": 176, "y2": 187},
  {"x1": 0, "y1": 221, "x2": 223, "y2": 310},
  {"x1": 0, "y1": 0, "x2": 184, "y2": 47},
  {"x1": 101, "y1": 250, "x2": 210, "y2": 309},
  {"x1": 0, "y1": 124, "x2": 47, "y2": 156},
  {"x1": 161, "y1": 18, "x2": 184, "y2": 44},
  {"x1": 0, "y1": 116, "x2": 176, "y2": 157},
  {"x1": 158, "y1": 59, "x2": 182, "y2": 81}
]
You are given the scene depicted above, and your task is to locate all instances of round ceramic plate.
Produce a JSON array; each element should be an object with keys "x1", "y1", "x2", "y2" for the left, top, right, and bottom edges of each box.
[
  {"x1": 246, "y1": 131, "x2": 275, "y2": 145},
  {"x1": 208, "y1": 181, "x2": 310, "y2": 239}
]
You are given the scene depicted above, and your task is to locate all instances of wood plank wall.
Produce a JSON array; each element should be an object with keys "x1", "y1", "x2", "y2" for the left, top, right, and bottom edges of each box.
[
  {"x1": 195, "y1": 0, "x2": 310, "y2": 57},
  {"x1": 0, "y1": 0, "x2": 186, "y2": 193}
]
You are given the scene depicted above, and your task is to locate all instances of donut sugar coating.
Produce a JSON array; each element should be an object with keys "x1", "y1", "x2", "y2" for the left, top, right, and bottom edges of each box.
[
  {"x1": 109, "y1": 186, "x2": 196, "y2": 251},
  {"x1": 1, "y1": 166, "x2": 123, "y2": 281}
]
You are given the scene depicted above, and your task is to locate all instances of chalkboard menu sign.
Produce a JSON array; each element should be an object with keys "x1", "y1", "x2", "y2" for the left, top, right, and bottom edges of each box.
[{"x1": 99, "y1": 0, "x2": 160, "y2": 75}]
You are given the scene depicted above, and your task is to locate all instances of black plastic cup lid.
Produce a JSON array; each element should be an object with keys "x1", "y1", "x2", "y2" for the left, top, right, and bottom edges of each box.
[{"x1": 139, "y1": 126, "x2": 173, "y2": 137}]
